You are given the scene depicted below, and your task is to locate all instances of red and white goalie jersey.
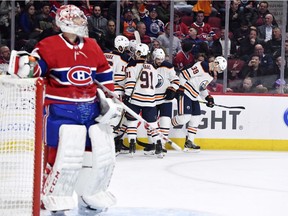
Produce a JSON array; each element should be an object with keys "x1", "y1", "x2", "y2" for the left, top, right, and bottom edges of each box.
[
  {"x1": 125, "y1": 60, "x2": 158, "y2": 107},
  {"x1": 179, "y1": 61, "x2": 213, "y2": 101},
  {"x1": 34, "y1": 34, "x2": 114, "y2": 104}
]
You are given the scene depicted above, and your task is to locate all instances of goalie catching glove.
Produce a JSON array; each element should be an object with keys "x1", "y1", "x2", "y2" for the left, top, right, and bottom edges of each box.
[
  {"x1": 205, "y1": 95, "x2": 214, "y2": 108},
  {"x1": 8, "y1": 48, "x2": 40, "y2": 78},
  {"x1": 95, "y1": 88, "x2": 122, "y2": 124}
]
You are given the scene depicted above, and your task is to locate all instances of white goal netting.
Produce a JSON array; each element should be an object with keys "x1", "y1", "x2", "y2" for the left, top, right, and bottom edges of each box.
[{"x1": 0, "y1": 76, "x2": 44, "y2": 216}]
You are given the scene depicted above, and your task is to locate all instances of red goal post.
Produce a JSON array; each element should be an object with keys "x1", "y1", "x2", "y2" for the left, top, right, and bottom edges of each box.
[{"x1": 0, "y1": 76, "x2": 44, "y2": 216}]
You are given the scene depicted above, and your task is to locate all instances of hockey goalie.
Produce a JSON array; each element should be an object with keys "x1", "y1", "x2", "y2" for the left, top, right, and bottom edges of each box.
[{"x1": 8, "y1": 4, "x2": 121, "y2": 215}]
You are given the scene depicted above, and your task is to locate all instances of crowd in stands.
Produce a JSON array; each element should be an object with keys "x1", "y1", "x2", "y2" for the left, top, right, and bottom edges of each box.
[{"x1": 0, "y1": 0, "x2": 288, "y2": 93}]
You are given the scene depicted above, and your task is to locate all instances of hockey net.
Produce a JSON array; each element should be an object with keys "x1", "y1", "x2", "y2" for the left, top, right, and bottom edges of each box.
[{"x1": 0, "y1": 76, "x2": 44, "y2": 216}]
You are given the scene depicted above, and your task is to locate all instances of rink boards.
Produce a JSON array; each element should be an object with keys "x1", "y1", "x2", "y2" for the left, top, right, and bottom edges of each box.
[{"x1": 136, "y1": 94, "x2": 288, "y2": 151}]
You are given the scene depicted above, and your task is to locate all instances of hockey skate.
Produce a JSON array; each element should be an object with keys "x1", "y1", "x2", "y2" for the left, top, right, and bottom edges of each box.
[
  {"x1": 183, "y1": 140, "x2": 201, "y2": 153},
  {"x1": 143, "y1": 143, "x2": 155, "y2": 155},
  {"x1": 78, "y1": 202, "x2": 107, "y2": 216},
  {"x1": 115, "y1": 138, "x2": 129, "y2": 156},
  {"x1": 155, "y1": 140, "x2": 164, "y2": 158},
  {"x1": 50, "y1": 210, "x2": 67, "y2": 216},
  {"x1": 129, "y1": 139, "x2": 136, "y2": 156}
]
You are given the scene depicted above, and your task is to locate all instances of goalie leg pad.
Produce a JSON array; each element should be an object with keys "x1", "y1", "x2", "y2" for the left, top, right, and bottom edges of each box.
[
  {"x1": 75, "y1": 124, "x2": 116, "y2": 210},
  {"x1": 42, "y1": 124, "x2": 86, "y2": 211}
]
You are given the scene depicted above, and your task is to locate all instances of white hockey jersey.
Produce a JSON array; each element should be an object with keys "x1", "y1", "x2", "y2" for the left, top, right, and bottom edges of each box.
[
  {"x1": 104, "y1": 50, "x2": 129, "y2": 96},
  {"x1": 125, "y1": 59, "x2": 158, "y2": 107},
  {"x1": 154, "y1": 61, "x2": 180, "y2": 105},
  {"x1": 179, "y1": 61, "x2": 213, "y2": 101}
]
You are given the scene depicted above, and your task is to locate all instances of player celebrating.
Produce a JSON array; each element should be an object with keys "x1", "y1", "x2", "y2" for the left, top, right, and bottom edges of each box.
[
  {"x1": 104, "y1": 35, "x2": 130, "y2": 154},
  {"x1": 137, "y1": 48, "x2": 180, "y2": 155},
  {"x1": 171, "y1": 56, "x2": 227, "y2": 152},
  {"x1": 9, "y1": 4, "x2": 120, "y2": 214},
  {"x1": 124, "y1": 43, "x2": 165, "y2": 158}
]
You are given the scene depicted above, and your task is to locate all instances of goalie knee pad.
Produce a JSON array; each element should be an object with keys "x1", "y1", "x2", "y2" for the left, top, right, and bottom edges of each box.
[
  {"x1": 75, "y1": 124, "x2": 116, "y2": 210},
  {"x1": 41, "y1": 125, "x2": 86, "y2": 211}
]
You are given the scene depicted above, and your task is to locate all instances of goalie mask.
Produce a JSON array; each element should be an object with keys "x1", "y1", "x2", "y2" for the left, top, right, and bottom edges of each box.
[
  {"x1": 135, "y1": 43, "x2": 149, "y2": 58},
  {"x1": 114, "y1": 35, "x2": 129, "y2": 53},
  {"x1": 152, "y1": 48, "x2": 165, "y2": 66},
  {"x1": 56, "y1": 5, "x2": 88, "y2": 37}
]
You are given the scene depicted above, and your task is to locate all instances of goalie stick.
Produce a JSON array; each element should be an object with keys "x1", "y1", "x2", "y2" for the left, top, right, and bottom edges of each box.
[
  {"x1": 199, "y1": 101, "x2": 245, "y2": 110},
  {"x1": 95, "y1": 80, "x2": 182, "y2": 151}
]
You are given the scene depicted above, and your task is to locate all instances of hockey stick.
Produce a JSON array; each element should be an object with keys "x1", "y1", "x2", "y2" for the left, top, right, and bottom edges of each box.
[
  {"x1": 199, "y1": 101, "x2": 245, "y2": 109},
  {"x1": 134, "y1": 30, "x2": 141, "y2": 44},
  {"x1": 95, "y1": 80, "x2": 182, "y2": 151}
]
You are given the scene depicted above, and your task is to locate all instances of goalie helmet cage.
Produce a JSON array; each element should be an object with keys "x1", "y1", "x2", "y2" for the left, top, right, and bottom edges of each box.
[{"x1": 0, "y1": 76, "x2": 44, "y2": 216}]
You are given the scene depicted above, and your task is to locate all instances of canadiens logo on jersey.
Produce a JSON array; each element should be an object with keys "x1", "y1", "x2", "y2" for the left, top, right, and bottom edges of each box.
[{"x1": 67, "y1": 65, "x2": 93, "y2": 86}]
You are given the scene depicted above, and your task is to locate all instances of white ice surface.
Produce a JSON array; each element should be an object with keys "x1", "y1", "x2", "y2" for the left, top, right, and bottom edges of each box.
[{"x1": 41, "y1": 150, "x2": 288, "y2": 216}]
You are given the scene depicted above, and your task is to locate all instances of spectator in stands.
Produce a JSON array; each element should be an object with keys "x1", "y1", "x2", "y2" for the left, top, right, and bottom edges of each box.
[
  {"x1": 253, "y1": 44, "x2": 274, "y2": 74},
  {"x1": 237, "y1": 0, "x2": 257, "y2": 27},
  {"x1": 229, "y1": 0, "x2": 241, "y2": 34},
  {"x1": 252, "y1": 1, "x2": 278, "y2": 27},
  {"x1": 234, "y1": 21, "x2": 250, "y2": 47},
  {"x1": 135, "y1": 21, "x2": 152, "y2": 45},
  {"x1": 173, "y1": 42, "x2": 194, "y2": 73},
  {"x1": 108, "y1": 0, "x2": 131, "y2": 21},
  {"x1": 227, "y1": 58, "x2": 246, "y2": 90},
  {"x1": 104, "y1": 20, "x2": 116, "y2": 52},
  {"x1": 156, "y1": 0, "x2": 170, "y2": 24},
  {"x1": 132, "y1": 0, "x2": 147, "y2": 22},
  {"x1": 192, "y1": 0, "x2": 212, "y2": 22},
  {"x1": 272, "y1": 55, "x2": 288, "y2": 81},
  {"x1": 210, "y1": 27, "x2": 237, "y2": 58},
  {"x1": 73, "y1": 0, "x2": 92, "y2": 17},
  {"x1": 0, "y1": 45, "x2": 10, "y2": 75},
  {"x1": 140, "y1": 5, "x2": 164, "y2": 39},
  {"x1": 239, "y1": 54, "x2": 270, "y2": 91},
  {"x1": 194, "y1": 52, "x2": 207, "y2": 62},
  {"x1": 265, "y1": 27, "x2": 282, "y2": 58},
  {"x1": 156, "y1": 22, "x2": 182, "y2": 58},
  {"x1": 18, "y1": 3, "x2": 42, "y2": 39},
  {"x1": 269, "y1": 79, "x2": 287, "y2": 94},
  {"x1": 233, "y1": 77, "x2": 257, "y2": 93},
  {"x1": 35, "y1": 2, "x2": 53, "y2": 32},
  {"x1": 0, "y1": 0, "x2": 14, "y2": 40},
  {"x1": 238, "y1": 28, "x2": 260, "y2": 62},
  {"x1": 190, "y1": 10, "x2": 217, "y2": 46},
  {"x1": 88, "y1": 5, "x2": 108, "y2": 36},
  {"x1": 37, "y1": 19, "x2": 61, "y2": 42},
  {"x1": 147, "y1": 38, "x2": 168, "y2": 62},
  {"x1": 182, "y1": 27, "x2": 208, "y2": 57},
  {"x1": 173, "y1": 11, "x2": 189, "y2": 39},
  {"x1": 120, "y1": 7, "x2": 137, "y2": 39},
  {"x1": 257, "y1": 13, "x2": 275, "y2": 43}
]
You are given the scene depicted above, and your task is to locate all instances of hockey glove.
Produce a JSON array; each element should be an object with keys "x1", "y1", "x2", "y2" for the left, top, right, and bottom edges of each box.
[
  {"x1": 123, "y1": 95, "x2": 131, "y2": 105},
  {"x1": 205, "y1": 95, "x2": 214, "y2": 108},
  {"x1": 164, "y1": 87, "x2": 177, "y2": 100},
  {"x1": 176, "y1": 85, "x2": 185, "y2": 96},
  {"x1": 95, "y1": 88, "x2": 122, "y2": 124},
  {"x1": 8, "y1": 48, "x2": 40, "y2": 78}
]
